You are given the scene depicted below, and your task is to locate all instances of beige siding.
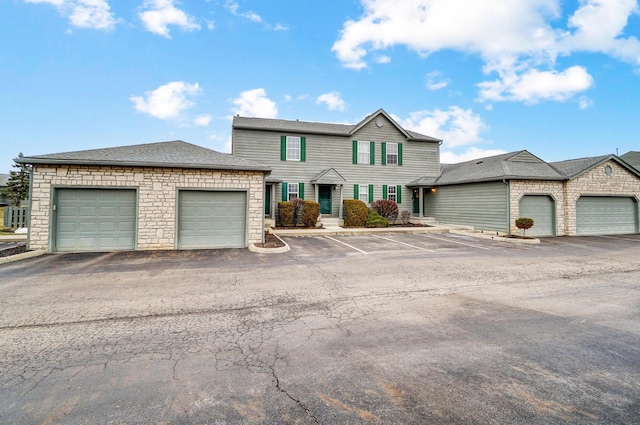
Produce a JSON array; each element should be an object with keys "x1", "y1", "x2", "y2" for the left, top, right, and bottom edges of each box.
[
  {"x1": 28, "y1": 165, "x2": 264, "y2": 252},
  {"x1": 232, "y1": 115, "x2": 440, "y2": 216}
]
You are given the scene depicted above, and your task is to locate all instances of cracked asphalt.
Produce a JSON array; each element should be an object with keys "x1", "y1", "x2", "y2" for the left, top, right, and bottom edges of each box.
[{"x1": 1, "y1": 233, "x2": 639, "y2": 424}]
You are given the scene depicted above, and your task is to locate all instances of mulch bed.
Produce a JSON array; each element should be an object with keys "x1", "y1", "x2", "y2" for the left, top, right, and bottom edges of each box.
[
  {"x1": 254, "y1": 232, "x2": 286, "y2": 248},
  {"x1": 0, "y1": 242, "x2": 27, "y2": 257}
]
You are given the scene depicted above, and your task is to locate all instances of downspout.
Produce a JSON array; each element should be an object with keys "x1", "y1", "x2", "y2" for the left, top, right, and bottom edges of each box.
[
  {"x1": 503, "y1": 179, "x2": 510, "y2": 235},
  {"x1": 261, "y1": 173, "x2": 266, "y2": 244}
]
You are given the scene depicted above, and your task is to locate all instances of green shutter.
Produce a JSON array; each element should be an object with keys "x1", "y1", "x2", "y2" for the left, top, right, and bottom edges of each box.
[
  {"x1": 300, "y1": 137, "x2": 306, "y2": 162},
  {"x1": 299, "y1": 182, "x2": 304, "y2": 199},
  {"x1": 280, "y1": 136, "x2": 287, "y2": 161},
  {"x1": 381, "y1": 142, "x2": 387, "y2": 165},
  {"x1": 370, "y1": 142, "x2": 375, "y2": 165},
  {"x1": 398, "y1": 143, "x2": 403, "y2": 166},
  {"x1": 353, "y1": 184, "x2": 359, "y2": 199},
  {"x1": 383, "y1": 185, "x2": 388, "y2": 200},
  {"x1": 396, "y1": 185, "x2": 402, "y2": 203},
  {"x1": 352, "y1": 140, "x2": 358, "y2": 164},
  {"x1": 368, "y1": 185, "x2": 374, "y2": 203},
  {"x1": 281, "y1": 182, "x2": 288, "y2": 201}
]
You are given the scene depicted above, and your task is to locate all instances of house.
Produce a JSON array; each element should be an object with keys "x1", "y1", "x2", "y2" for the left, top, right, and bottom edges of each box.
[
  {"x1": 0, "y1": 174, "x2": 9, "y2": 207},
  {"x1": 232, "y1": 109, "x2": 442, "y2": 221},
  {"x1": 409, "y1": 151, "x2": 640, "y2": 236},
  {"x1": 17, "y1": 141, "x2": 271, "y2": 253}
]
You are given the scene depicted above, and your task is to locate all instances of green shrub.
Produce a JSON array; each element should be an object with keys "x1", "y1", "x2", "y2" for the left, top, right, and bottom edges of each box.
[
  {"x1": 278, "y1": 201, "x2": 294, "y2": 227},
  {"x1": 365, "y1": 208, "x2": 389, "y2": 228},
  {"x1": 371, "y1": 199, "x2": 399, "y2": 222},
  {"x1": 343, "y1": 199, "x2": 368, "y2": 227},
  {"x1": 302, "y1": 200, "x2": 320, "y2": 227}
]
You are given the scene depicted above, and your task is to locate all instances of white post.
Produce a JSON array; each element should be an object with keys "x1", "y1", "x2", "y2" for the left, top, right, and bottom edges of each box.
[
  {"x1": 338, "y1": 185, "x2": 344, "y2": 218},
  {"x1": 419, "y1": 187, "x2": 424, "y2": 218}
]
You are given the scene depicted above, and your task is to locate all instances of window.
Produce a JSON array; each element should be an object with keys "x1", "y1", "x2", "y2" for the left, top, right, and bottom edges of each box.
[
  {"x1": 358, "y1": 141, "x2": 370, "y2": 164},
  {"x1": 386, "y1": 143, "x2": 398, "y2": 165},
  {"x1": 280, "y1": 136, "x2": 306, "y2": 162},
  {"x1": 286, "y1": 136, "x2": 300, "y2": 161},
  {"x1": 288, "y1": 183, "x2": 299, "y2": 200},
  {"x1": 358, "y1": 184, "x2": 369, "y2": 202},
  {"x1": 387, "y1": 185, "x2": 397, "y2": 202}
]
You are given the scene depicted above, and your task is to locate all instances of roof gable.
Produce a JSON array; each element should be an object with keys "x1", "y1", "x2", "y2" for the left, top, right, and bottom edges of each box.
[
  {"x1": 551, "y1": 154, "x2": 640, "y2": 179},
  {"x1": 310, "y1": 168, "x2": 347, "y2": 184},
  {"x1": 17, "y1": 140, "x2": 271, "y2": 172}
]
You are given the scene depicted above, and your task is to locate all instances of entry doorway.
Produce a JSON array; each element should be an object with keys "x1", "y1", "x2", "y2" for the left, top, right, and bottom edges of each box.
[{"x1": 319, "y1": 185, "x2": 332, "y2": 215}]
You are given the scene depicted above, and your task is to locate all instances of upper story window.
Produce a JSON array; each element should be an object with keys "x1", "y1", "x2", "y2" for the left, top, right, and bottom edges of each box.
[
  {"x1": 352, "y1": 141, "x2": 375, "y2": 165},
  {"x1": 280, "y1": 136, "x2": 306, "y2": 162},
  {"x1": 381, "y1": 142, "x2": 402, "y2": 166}
]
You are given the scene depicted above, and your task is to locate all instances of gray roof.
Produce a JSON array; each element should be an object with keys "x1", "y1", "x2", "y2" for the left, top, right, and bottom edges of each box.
[
  {"x1": 549, "y1": 155, "x2": 612, "y2": 179},
  {"x1": 233, "y1": 109, "x2": 441, "y2": 142},
  {"x1": 620, "y1": 151, "x2": 640, "y2": 170},
  {"x1": 409, "y1": 150, "x2": 565, "y2": 186},
  {"x1": 16, "y1": 140, "x2": 271, "y2": 172}
]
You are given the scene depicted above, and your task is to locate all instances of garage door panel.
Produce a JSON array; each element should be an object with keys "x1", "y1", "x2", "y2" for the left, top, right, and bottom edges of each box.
[
  {"x1": 178, "y1": 191, "x2": 247, "y2": 249},
  {"x1": 577, "y1": 197, "x2": 637, "y2": 235},
  {"x1": 55, "y1": 189, "x2": 136, "y2": 252},
  {"x1": 519, "y1": 195, "x2": 555, "y2": 237}
]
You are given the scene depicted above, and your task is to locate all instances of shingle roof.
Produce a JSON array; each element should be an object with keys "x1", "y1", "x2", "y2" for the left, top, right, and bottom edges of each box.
[
  {"x1": 549, "y1": 155, "x2": 611, "y2": 179},
  {"x1": 232, "y1": 109, "x2": 441, "y2": 142},
  {"x1": 16, "y1": 140, "x2": 271, "y2": 172},
  {"x1": 621, "y1": 151, "x2": 640, "y2": 171}
]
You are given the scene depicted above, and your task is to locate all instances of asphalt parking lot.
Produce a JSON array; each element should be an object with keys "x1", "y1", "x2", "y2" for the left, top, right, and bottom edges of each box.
[{"x1": 1, "y1": 233, "x2": 639, "y2": 424}]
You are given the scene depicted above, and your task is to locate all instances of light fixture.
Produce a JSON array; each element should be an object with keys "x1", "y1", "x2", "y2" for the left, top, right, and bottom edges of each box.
[{"x1": 430, "y1": 188, "x2": 437, "y2": 193}]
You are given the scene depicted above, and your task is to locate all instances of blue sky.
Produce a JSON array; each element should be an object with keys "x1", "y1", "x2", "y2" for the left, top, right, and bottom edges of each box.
[{"x1": 2, "y1": 0, "x2": 640, "y2": 174}]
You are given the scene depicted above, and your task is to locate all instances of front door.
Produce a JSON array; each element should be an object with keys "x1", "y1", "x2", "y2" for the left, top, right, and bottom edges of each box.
[
  {"x1": 264, "y1": 185, "x2": 272, "y2": 216},
  {"x1": 319, "y1": 185, "x2": 332, "y2": 215},
  {"x1": 412, "y1": 189, "x2": 420, "y2": 214}
]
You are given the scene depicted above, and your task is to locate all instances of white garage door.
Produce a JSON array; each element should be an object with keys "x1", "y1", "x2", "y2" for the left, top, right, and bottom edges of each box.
[
  {"x1": 55, "y1": 188, "x2": 136, "y2": 252},
  {"x1": 519, "y1": 195, "x2": 555, "y2": 237},
  {"x1": 178, "y1": 191, "x2": 247, "y2": 249},
  {"x1": 576, "y1": 196, "x2": 638, "y2": 235}
]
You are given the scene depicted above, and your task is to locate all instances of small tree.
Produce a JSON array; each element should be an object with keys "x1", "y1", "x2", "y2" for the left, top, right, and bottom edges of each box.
[
  {"x1": 515, "y1": 217, "x2": 534, "y2": 236},
  {"x1": 1, "y1": 153, "x2": 30, "y2": 206}
]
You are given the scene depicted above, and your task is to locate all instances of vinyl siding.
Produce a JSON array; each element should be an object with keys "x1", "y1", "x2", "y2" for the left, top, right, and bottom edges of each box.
[
  {"x1": 424, "y1": 181, "x2": 509, "y2": 232},
  {"x1": 233, "y1": 114, "x2": 440, "y2": 216}
]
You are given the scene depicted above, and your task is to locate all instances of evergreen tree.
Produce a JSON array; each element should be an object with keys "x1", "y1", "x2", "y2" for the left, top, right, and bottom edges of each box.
[{"x1": 2, "y1": 153, "x2": 30, "y2": 206}]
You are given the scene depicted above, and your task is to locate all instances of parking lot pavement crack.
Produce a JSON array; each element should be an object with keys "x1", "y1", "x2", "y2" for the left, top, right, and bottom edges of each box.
[{"x1": 270, "y1": 365, "x2": 320, "y2": 424}]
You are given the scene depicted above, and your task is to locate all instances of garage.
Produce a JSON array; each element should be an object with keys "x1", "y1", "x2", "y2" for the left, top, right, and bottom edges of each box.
[
  {"x1": 519, "y1": 195, "x2": 555, "y2": 237},
  {"x1": 178, "y1": 190, "x2": 247, "y2": 249},
  {"x1": 576, "y1": 196, "x2": 638, "y2": 235},
  {"x1": 55, "y1": 188, "x2": 136, "y2": 252}
]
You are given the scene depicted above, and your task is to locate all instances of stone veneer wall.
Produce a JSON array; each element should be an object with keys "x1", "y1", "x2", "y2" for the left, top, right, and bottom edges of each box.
[
  {"x1": 564, "y1": 160, "x2": 640, "y2": 236},
  {"x1": 509, "y1": 180, "x2": 565, "y2": 235},
  {"x1": 29, "y1": 165, "x2": 265, "y2": 252}
]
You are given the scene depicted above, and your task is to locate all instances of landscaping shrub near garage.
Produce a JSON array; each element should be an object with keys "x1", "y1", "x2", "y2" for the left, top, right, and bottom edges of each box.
[
  {"x1": 277, "y1": 199, "x2": 320, "y2": 228},
  {"x1": 365, "y1": 208, "x2": 389, "y2": 228},
  {"x1": 343, "y1": 199, "x2": 368, "y2": 227},
  {"x1": 371, "y1": 199, "x2": 399, "y2": 222}
]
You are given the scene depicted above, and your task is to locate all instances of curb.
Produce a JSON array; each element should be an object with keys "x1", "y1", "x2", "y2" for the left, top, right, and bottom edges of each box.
[
  {"x1": 248, "y1": 233, "x2": 290, "y2": 254},
  {"x1": 449, "y1": 229, "x2": 540, "y2": 244},
  {"x1": 0, "y1": 249, "x2": 46, "y2": 265},
  {"x1": 271, "y1": 226, "x2": 452, "y2": 237},
  {"x1": 0, "y1": 235, "x2": 28, "y2": 242}
]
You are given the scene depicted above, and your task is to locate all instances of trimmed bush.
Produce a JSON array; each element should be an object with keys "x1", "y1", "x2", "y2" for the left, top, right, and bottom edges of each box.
[
  {"x1": 302, "y1": 200, "x2": 320, "y2": 227},
  {"x1": 365, "y1": 208, "x2": 389, "y2": 228},
  {"x1": 278, "y1": 201, "x2": 294, "y2": 227},
  {"x1": 371, "y1": 199, "x2": 399, "y2": 222},
  {"x1": 343, "y1": 199, "x2": 368, "y2": 227},
  {"x1": 515, "y1": 217, "x2": 534, "y2": 236}
]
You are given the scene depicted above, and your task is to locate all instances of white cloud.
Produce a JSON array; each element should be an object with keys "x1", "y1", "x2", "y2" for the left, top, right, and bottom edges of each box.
[
  {"x1": 426, "y1": 70, "x2": 450, "y2": 91},
  {"x1": 24, "y1": 0, "x2": 117, "y2": 30},
  {"x1": 397, "y1": 106, "x2": 488, "y2": 148},
  {"x1": 273, "y1": 23, "x2": 289, "y2": 31},
  {"x1": 139, "y1": 0, "x2": 200, "y2": 38},
  {"x1": 477, "y1": 65, "x2": 594, "y2": 104},
  {"x1": 130, "y1": 81, "x2": 201, "y2": 120},
  {"x1": 232, "y1": 88, "x2": 278, "y2": 118},
  {"x1": 440, "y1": 147, "x2": 508, "y2": 164},
  {"x1": 375, "y1": 55, "x2": 391, "y2": 64},
  {"x1": 194, "y1": 114, "x2": 212, "y2": 126},
  {"x1": 316, "y1": 91, "x2": 346, "y2": 112},
  {"x1": 333, "y1": 0, "x2": 640, "y2": 103},
  {"x1": 226, "y1": 1, "x2": 262, "y2": 22}
]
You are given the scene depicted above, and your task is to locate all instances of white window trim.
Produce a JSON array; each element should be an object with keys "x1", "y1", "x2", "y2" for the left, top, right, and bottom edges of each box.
[
  {"x1": 386, "y1": 143, "x2": 398, "y2": 165},
  {"x1": 359, "y1": 184, "x2": 369, "y2": 202},
  {"x1": 357, "y1": 141, "x2": 370, "y2": 165},
  {"x1": 288, "y1": 183, "x2": 299, "y2": 200},
  {"x1": 286, "y1": 136, "x2": 301, "y2": 161},
  {"x1": 387, "y1": 184, "x2": 397, "y2": 202}
]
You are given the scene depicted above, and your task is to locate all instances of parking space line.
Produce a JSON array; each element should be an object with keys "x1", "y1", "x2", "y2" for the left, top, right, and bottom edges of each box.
[
  {"x1": 599, "y1": 235, "x2": 640, "y2": 243},
  {"x1": 325, "y1": 235, "x2": 368, "y2": 254},
  {"x1": 372, "y1": 234, "x2": 435, "y2": 252},
  {"x1": 419, "y1": 233, "x2": 492, "y2": 251}
]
